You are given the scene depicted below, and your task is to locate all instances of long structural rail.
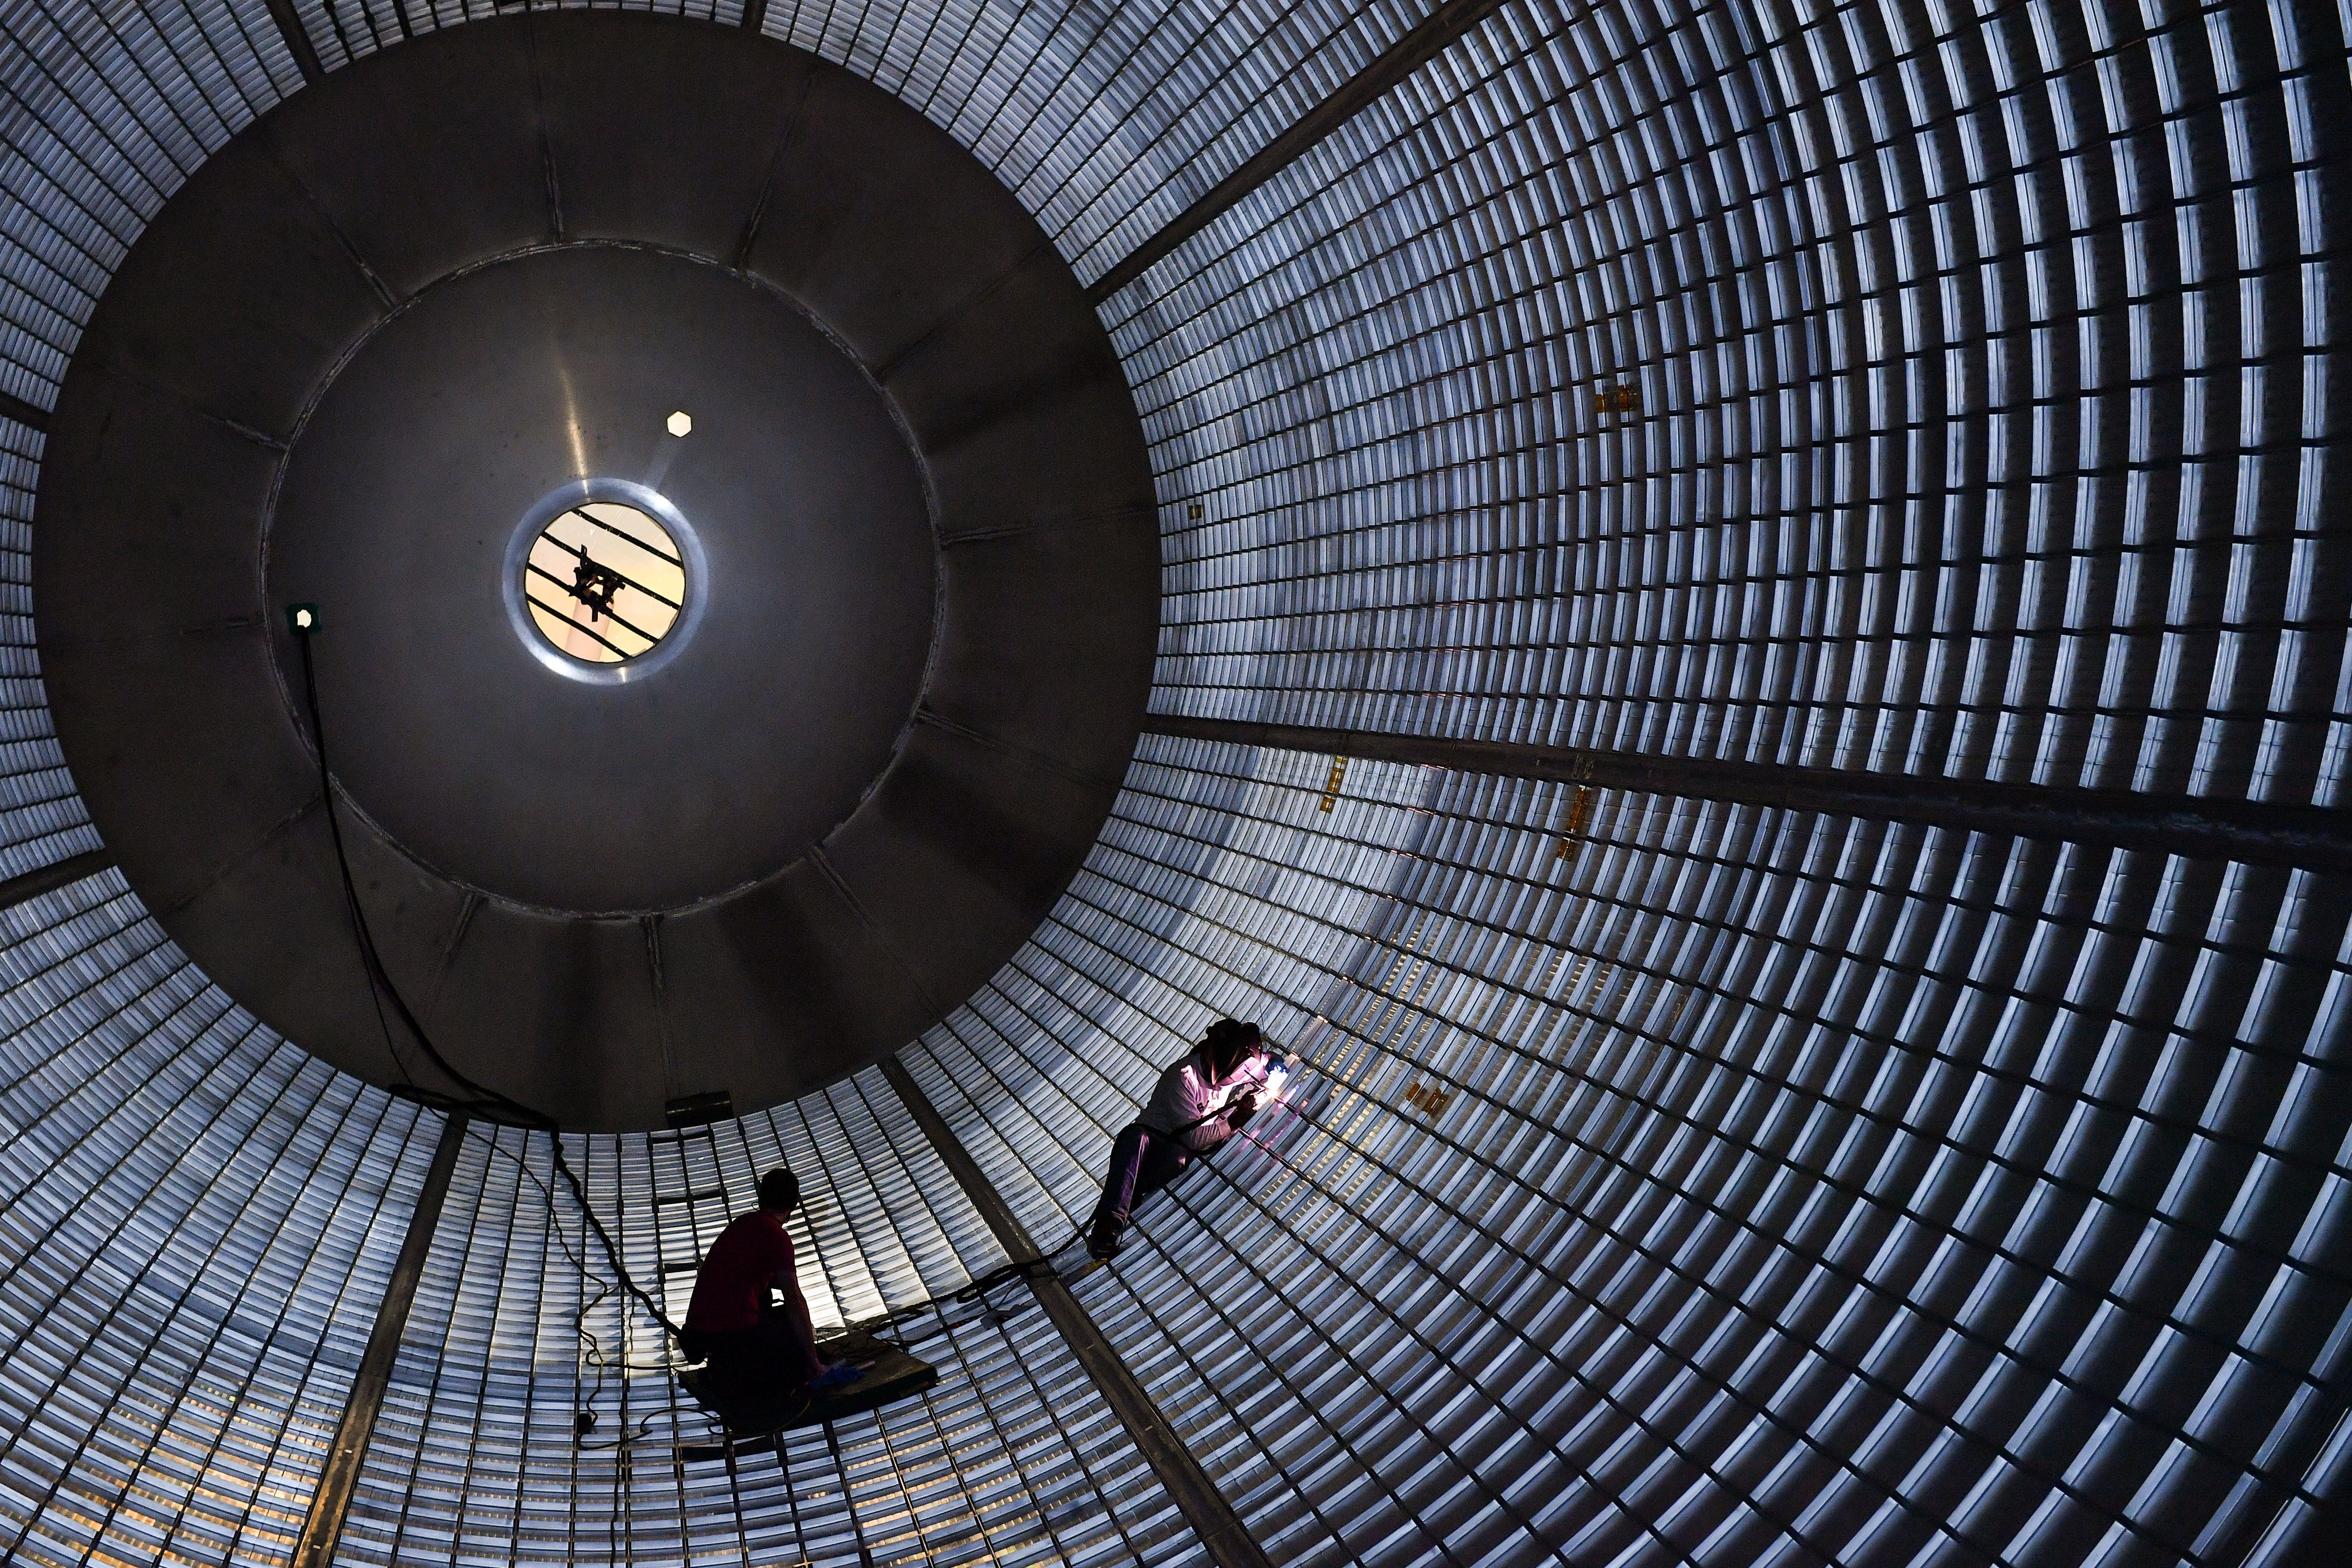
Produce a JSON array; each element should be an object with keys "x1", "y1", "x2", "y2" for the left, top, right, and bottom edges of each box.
[
  {"x1": 261, "y1": 0, "x2": 325, "y2": 86},
  {"x1": 291, "y1": 1111, "x2": 470, "y2": 1568},
  {"x1": 1084, "y1": 0, "x2": 1514, "y2": 306},
  {"x1": 0, "y1": 850, "x2": 116, "y2": 912},
  {"x1": 0, "y1": 388, "x2": 49, "y2": 434},
  {"x1": 1142, "y1": 714, "x2": 2352, "y2": 874},
  {"x1": 877, "y1": 1055, "x2": 1274, "y2": 1568}
]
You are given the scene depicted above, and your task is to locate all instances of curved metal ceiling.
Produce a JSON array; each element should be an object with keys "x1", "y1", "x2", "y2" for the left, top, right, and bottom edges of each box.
[
  {"x1": 0, "y1": 2, "x2": 2346, "y2": 1568},
  {"x1": 30, "y1": 16, "x2": 1158, "y2": 1128}
]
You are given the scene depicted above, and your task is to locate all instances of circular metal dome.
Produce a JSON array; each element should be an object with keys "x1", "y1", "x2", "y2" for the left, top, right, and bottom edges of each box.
[{"x1": 31, "y1": 13, "x2": 1157, "y2": 1130}]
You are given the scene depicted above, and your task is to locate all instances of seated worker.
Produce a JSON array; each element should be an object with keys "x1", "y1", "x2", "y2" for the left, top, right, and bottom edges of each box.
[
  {"x1": 1087, "y1": 1018, "x2": 1269, "y2": 1260},
  {"x1": 679, "y1": 1167, "x2": 859, "y2": 1426}
]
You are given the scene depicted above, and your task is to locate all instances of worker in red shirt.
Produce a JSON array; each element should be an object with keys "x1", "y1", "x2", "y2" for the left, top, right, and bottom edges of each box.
[{"x1": 681, "y1": 1167, "x2": 858, "y2": 1420}]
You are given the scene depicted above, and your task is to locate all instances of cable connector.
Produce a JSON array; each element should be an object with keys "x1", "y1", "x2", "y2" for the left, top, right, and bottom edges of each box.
[{"x1": 286, "y1": 602, "x2": 320, "y2": 635}]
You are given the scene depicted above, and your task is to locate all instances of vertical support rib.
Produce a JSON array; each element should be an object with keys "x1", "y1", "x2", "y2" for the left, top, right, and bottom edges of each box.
[
  {"x1": 1084, "y1": 0, "x2": 1512, "y2": 305},
  {"x1": 292, "y1": 1111, "x2": 468, "y2": 1568},
  {"x1": 0, "y1": 388, "x2": 50, "y2": 434},
  {"x1": 0, "y1": 850, "x2": 114, "y2": 913},
  {"x1": 261, "y1": 0, "x2": 326, "y2": 87},
  {"x1": 878, "y1": 1055, "x2": 1272, "y2": 1568},
  {"x1": 741, "y1": 0, "x2": 770, "y2": 31}
]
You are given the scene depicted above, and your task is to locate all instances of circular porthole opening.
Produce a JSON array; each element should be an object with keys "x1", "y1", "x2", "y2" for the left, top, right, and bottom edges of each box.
[
  {"x1": 522, "y1": 501, "x2": 683, "y2": 662},
  {"x1": 503, "y1": 480, "x2": 708, "y2": 685}
]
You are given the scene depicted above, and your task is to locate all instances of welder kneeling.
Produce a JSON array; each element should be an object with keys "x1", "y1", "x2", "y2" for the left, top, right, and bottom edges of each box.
[
  {"x1": 1086, "y1": 1018, "x2": 1269, "y2": 1261},
  {"x1": 680, "y1": 1167, "x2": 859, "y2": 1429}
]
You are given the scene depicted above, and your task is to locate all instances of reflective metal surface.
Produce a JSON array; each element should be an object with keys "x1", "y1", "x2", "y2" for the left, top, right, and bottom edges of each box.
[
  {"x1": 269, "y1": 247, "x2": 925, "y2": 907},
  {"x1": 32, "y1": 15, "x2": 1157, "y2": 1129},
  {"x1": 0, "y1": 2, "x2": 2346, "y2": 1567}
]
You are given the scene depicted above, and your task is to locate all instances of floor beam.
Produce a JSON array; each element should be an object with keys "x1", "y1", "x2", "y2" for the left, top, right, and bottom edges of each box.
[
  {"x1": 1142, "y1": 713, "x2": 2352, "y2": 874},
  {"x1": 878, "y1": 1055, "x2": 1272, "y2": 1568},
  {"x1": 1086, "y1": 0, "x2": 1512, "y2": 306},
  {"x1": 293, "y1": 1111, "x2": 469, "y2": 1568}
]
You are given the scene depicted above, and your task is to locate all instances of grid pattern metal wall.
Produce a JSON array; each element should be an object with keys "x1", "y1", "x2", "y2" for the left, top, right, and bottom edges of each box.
[
  {"x1": 0, "y1": 412, "x2": 91, "y2": 880},
  {"x1": 337, "y1": 1084, "x2": 1197, "y2": 1568},
  {"x1": 0, "y1": 2, "x2": 2343, "y2": 1567},
  {"x1": 0, "y1": 0, "x2": 295, "y2": 880},
  {"x1": 908, "y1": 734, "x2": 2352, "y2": 1567},
  {"x1": 0, "y1": 0, "x2": 299, "y2": 412},
  {"x1": 1137, "y1": 0, "x2": 2352, "y2": 809},
  {"x1": 0, "y1": 868, "x2": 441, "y2": 1568}
]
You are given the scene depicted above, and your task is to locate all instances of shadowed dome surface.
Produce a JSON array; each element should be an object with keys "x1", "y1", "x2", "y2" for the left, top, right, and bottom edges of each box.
[
  {"x1": 0, "y1": 3, "x2": 2348, "y2": 1568},
  {"x1": 30, "y1": 15, "x2": 1157, "y2": 1129},
  {"x1": 267, "y1": 246, "x2": 934, "y2": 911}
]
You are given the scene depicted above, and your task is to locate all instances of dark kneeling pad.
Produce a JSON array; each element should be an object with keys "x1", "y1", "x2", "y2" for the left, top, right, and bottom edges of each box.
[
  {"x1": 804, "y1": 1328, "x2": 942, "y2": 1425},
  {"x1": 679, "y1": 1328, "x2": 939, "y2": 1460}
]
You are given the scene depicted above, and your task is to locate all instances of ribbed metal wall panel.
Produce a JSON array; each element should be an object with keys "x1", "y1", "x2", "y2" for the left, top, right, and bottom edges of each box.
[
  {"x1": 750, "y1": 0, "x2": 1412, "y2": 286},
  {"x1": 0, "y1": 413, "x2": 90, "y2": 879},
  {"x1": 0, "y1": 0, "x2": 295, "y2": 409},
  {"x1": 909, "y1": 733, "x2": 2352, "y2": 1566},
  {"x1": 0, "y1": 0, "x2": 295, "y2": 881},
  {"x1": 292, "y1": 0, "x2": 748, "y2": 75},
  {"x1": 0, "y1": 2, "x2": 2344, "y2": 1566},
  {"x1": 0, "y1": 867, "x2": 441, "y2": 1568},
  {"x1": 336, "y1": 1074, "x2": 1199, "y2": 1568},
  {"x1": 1135, "y1": 0, "x2": 2352, "y2": 810}
]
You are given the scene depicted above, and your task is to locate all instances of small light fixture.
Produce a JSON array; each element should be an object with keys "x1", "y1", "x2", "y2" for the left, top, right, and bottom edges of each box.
[
  {"x1": 286, "y1": 602, "x2": 320, "y2": 635},
  {"x1": 666, "y1": 410, "x2": 692, "y2": 437}
]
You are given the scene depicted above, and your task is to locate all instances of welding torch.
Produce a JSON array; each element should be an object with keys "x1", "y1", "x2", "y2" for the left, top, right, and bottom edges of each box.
[{"x1": 1161, "y1": 1050, "x2": 1306, "y2": 1139}]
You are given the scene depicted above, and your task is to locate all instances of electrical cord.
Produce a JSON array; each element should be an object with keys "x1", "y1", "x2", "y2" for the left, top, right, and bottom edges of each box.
[
  {"x1": 297, "y1": 617, "x2": 1223, "y2": 1451},
  {"x1": 592, "y1": 1054, "x2": 1336, "y2": 1429},
  {"x1": 300, "y1": 614, "x2": 1340, "y2": 1386},
  {"x1": 293, "y1": 624, "x2": 684, "y2": 1347},
  {"x1": 298, "y1": 624, "x2": 408, "y2": 1087},
  {"x1": 462, "y1": 1125, "x2": 678, "y2": 1383},
  {"x1": 466, "y1": 1124, "x2": 829, "y2": 1449},
  {"x1": 573, "y1": 1407, "x2": 670, "y2": 1452}
]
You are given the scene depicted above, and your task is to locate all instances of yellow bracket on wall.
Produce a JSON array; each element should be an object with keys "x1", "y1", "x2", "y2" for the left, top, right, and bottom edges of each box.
[{"x1": 1318, "y1": 755, "x2": 1349, "y2": 812}]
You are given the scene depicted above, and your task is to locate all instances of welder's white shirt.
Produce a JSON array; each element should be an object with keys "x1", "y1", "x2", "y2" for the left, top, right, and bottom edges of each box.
[{"x1": 1138, "y1": 1049, "x2": 1262, "y2": 1152}]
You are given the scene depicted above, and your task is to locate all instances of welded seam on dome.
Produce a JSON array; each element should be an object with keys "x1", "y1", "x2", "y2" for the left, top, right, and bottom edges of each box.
[
  {"x1": 1145, "y1": 715, "x2": 2352, "y2": 874},
  {"x1": 916, "y1": 707, "x2": 1124, "y2": 794}
]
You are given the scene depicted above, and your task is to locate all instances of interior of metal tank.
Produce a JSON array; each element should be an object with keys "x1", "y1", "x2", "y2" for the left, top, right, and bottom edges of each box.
[{"x1": 0, "y1": 1, "x2": 2346, "y2": 1566}]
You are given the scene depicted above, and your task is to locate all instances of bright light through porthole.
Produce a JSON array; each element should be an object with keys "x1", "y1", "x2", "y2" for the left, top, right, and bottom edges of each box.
[{"x1": 520, "y1": 502, "x2": 686, "y2": 664}]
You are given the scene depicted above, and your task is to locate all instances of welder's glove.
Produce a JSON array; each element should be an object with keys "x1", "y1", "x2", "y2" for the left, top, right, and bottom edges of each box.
[
  {"x1": 812, "y1": 1362, "x2": 864, "y2": 1391},
  {"x1": 1226, "y1": 1092, "x2": 1259, "y2": 1130}
]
